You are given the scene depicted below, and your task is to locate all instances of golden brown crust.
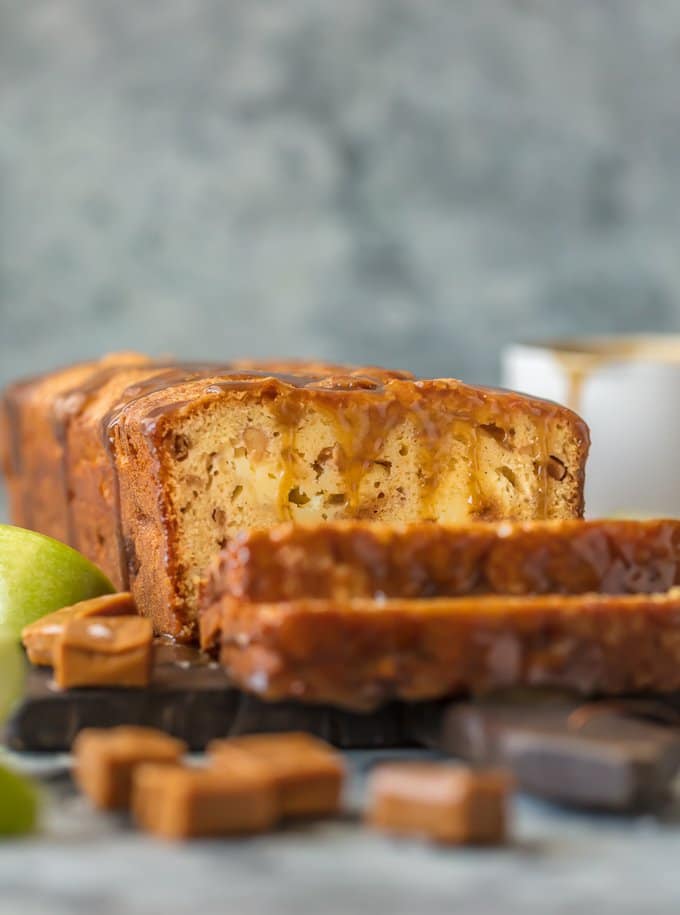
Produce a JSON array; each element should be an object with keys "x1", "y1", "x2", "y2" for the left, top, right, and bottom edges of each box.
[
  {"x1": 213, "y1": 593, "x2": 680, "y2": 710},
  {"x1": 0, "y1": 353, "x2": 153, "y2": 542},
  {"x1": 1, "y1": 361, "x2": 115, "y2": 537},
  {"x1": 201, "y1": 519, "x2": 680, "y2": 616}
]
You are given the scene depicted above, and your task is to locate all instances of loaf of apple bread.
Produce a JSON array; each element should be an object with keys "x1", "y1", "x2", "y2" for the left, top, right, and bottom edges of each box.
[{"x1": 1, "y1": 355, "x2": 589, "y2": 640}]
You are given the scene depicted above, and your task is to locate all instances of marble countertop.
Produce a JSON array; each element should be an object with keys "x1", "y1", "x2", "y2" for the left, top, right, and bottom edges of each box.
[{"x1": 2, "y1": 749, "x2": 680, "y2": 915}]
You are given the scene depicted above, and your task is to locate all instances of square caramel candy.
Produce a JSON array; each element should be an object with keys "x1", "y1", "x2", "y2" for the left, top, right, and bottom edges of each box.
[
  {"x1": 22, "y1": 592, "x2": 137, "y2": 666},
  {"x1": 207, "y1": 732, "x2": 345, "y2": 818},
  {"x1": 73, "y1": 726, "x2": 186, "y2": 810},
  {"x1": 132, "y1": 761, "x2": 279, "y2": 840},
  {"x1": 366, "y1": 762, "x2": 512, "y2": 845},
  {"x1": 54, "y1": 615, "x2": 153, "y2": 689}
]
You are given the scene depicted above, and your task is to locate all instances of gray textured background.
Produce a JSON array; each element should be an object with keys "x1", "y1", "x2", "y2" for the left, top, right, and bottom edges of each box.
[{"x1": 2, "y1": 0, "x2": 680, "y2": 391}]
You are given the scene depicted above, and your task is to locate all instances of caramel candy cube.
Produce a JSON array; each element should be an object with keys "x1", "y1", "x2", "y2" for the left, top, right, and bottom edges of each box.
[
  {"x1": 132, "y1": 762, "x2": 279, "y2": 839},
  {"x1": 54, "y1": 616, "x2": 153, "y2": 689},
  {"x1": 207, "y1": 732, "x2": 345, "y2": 818},
  {"x1": 22, "y1": 592, "x2": 137, "y2": 666},
  {"x1": 366, "y1": 763, "x2": 511, "y2": 845},
  {"x1": 73, "y1": 726, "x2": 186, "y2": 810}
]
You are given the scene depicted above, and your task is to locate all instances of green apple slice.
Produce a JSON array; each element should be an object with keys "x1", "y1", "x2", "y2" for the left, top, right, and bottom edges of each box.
[
  {"x1": 0, "y1": 525, "x2": 115, "y2": 639},
  {"x1": 0, "y1": 763, "x2": 39, "y2": 836}
]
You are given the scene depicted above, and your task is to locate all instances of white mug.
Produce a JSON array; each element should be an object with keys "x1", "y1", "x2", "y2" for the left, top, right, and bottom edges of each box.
[{"x1": 502, "y1": 335, "x2": 680, "y2": 518}]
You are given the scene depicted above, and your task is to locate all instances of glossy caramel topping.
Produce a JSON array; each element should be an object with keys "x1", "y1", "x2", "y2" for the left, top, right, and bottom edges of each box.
[
  {"x1": 216, "y1": 592, "x2": 680, "y2": 710},
  {"x1": 201, "y1": 519, "x2": 680, "y2": 611},
  {"x1": 133, "y1": 371, "x2": 583, "y2": 526}
]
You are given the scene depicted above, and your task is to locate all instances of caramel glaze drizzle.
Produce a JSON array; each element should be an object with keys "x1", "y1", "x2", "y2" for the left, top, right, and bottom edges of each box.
[
  {"x1": 311, "y1": 389, "x2": 404, "y2": 518},
  {"x1": 409, "y1": 383, "x2": 556, "y2": 522}
]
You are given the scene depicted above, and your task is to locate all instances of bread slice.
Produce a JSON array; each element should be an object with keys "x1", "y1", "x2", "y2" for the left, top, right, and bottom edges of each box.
[
  {"x1": 202, "y1": 519, "x2": 680, "y2": 620},
  {"x1": 211, "y1": 593, "x2": 680, "y2": 710},
  {"x1": 1, "y1": 358, "x2": 588, "y2": 640}
]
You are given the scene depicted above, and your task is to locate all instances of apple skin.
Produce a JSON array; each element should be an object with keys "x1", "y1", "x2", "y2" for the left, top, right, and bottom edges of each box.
[
  {"x1": 0, "y1": 636, "x2": 24, "y2": 723},
  {"x1": 0, "y1": 764, "x2": 39, "y2": 836},
  {"x1": 0, "y1": 525, "x2": 115, "y2": 639}
]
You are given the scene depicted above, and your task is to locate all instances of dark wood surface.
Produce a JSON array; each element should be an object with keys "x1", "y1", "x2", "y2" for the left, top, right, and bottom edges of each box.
[{"x1": 5, "y1": 640, "x2": 410, "y2": 751}]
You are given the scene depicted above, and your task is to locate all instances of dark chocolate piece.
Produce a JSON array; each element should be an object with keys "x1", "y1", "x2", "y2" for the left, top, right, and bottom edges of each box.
[
  {"x1": 5, "y1": 641, "x2": 408, "y2": 751},
  {"x1": 411, "y1": 699, "x2": 680, "y2": 810}
]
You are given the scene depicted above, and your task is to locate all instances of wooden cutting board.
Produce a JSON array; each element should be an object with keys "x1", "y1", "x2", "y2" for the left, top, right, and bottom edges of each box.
[{"x1": 4, "y1": 639, "x2": 409, "y2": 752}]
